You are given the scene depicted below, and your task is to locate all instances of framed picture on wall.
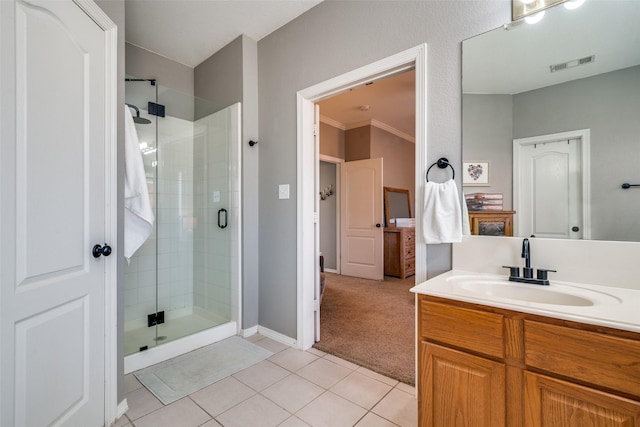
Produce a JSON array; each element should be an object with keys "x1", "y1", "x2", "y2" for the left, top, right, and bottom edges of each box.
[{"x1": 463, "y1": 161, "x2": 490, "y2": 186}]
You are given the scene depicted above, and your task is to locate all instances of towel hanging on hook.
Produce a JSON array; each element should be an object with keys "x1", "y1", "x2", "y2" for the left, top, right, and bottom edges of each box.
[{"x1": 426, "y1": 157, "x2": 455, "y2": 182}]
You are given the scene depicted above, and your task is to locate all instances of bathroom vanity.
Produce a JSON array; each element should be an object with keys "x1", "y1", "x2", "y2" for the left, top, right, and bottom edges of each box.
[{"x1": 412, "y1": 271, "x2": 640, "y2": 427}]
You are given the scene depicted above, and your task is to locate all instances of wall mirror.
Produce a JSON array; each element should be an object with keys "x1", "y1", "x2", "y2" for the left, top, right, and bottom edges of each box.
[
  {"x1": 462, "y1": 0, "x2": 640, "y2": 242},
  {"x1": 384, "y1": 187, "x2": 412, "y2": 226}
]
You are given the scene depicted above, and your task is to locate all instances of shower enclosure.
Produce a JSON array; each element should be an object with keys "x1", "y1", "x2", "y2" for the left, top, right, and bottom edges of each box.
[{"x1": 124, "y1": 78, "x2": 241, "y2": 372}]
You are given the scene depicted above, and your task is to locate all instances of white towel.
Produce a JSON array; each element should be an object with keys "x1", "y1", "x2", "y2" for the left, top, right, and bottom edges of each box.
[
  {"x1": 422, "y1": 179, "x2": 462, "y2": 244},
  {"x1": 124, "y1": 105, "x2": 154, "y2": 260},
  {"x1": 461, "y1": 193, "x2": 471, "y2": 236}
]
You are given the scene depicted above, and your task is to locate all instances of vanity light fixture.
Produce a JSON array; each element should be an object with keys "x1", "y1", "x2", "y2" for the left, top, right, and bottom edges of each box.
[
  {"x1": 512, "y1": 0, "x2": 569, "y2": 21},
  {"x1": 564, "y1": 0, "x2": 585, "y2": 9}
]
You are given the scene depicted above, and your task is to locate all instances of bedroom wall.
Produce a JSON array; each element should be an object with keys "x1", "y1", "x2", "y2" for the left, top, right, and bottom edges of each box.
[{"x1": 257, "y1": 0, "x2": 510, "y2": 338}]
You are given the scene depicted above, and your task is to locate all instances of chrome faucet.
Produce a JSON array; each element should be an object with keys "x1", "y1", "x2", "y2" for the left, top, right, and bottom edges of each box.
[{"x1": 502, "y1": 238, "x2": 556, "y2": 285}]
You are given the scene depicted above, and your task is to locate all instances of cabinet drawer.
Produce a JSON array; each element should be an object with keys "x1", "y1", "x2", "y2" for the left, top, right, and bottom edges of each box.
[
  {"x1": 404, "y1": 245, "x2": 415, "y2": 258},
  {"x1": 420, "y1": 300, "x2": 504, "y2": 359},
  {"x1": 524, "y1": 320, "x2": 640, "y2": 398},
  {"x1": 403, "y1": 229, "x2": 415, "y2": 244}
]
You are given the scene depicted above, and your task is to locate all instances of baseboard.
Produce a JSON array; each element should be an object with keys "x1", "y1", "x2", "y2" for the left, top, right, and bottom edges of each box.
[
  {"x1": 114, "y1": 399, "x2": 128, "y2": 426},
  {"x1": 257, "y1": 325, "x2": 297, "y2": 347},
  {"x1": 241, "y1": 325, "x2": 258, "y2": 338},
  {"x1": 325, "y1": 268, "x2": 338, "y2": 274}
]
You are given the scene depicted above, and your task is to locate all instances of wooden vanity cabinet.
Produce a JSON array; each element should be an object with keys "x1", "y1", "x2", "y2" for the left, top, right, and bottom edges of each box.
[
  {"x1": 468, "y1": 210, "x2": 515, "y2": 236},
  {"x1": 417, "y1": 295, "x2": 640, "y2": 427}
]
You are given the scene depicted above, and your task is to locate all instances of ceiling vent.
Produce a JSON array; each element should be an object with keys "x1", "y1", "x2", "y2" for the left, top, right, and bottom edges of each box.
[{"x1": 550, "y1": 55, "x2": 595, "y2": 73}]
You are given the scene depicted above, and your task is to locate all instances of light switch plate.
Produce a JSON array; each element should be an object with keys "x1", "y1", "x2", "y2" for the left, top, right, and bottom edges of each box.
[{"x1": 279, "y1": 184, "x2": 290, "y2": 200}]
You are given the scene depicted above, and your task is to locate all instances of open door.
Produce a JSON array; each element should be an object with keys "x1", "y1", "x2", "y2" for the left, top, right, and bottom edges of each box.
[
  {"x1": 1, "y1": 0, "x2": 117, "y2": 425},
  {"x1": 340, "y1": 158, "x2": 384, "y2": 280}
]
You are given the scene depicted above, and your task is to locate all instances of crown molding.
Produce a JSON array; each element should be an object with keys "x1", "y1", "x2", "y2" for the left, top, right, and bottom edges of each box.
[
  {"x1": 344, "y1": 119, "x2": 415, "y2": 143},
  {"x1": 319, "y1": 115, "x2": 346, "y2": 130}
]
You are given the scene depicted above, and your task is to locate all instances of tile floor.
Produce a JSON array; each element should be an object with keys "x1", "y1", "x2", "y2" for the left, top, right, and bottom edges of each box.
[{"x1": 115, "y1": 334, "x2": 417, "y2": 427}]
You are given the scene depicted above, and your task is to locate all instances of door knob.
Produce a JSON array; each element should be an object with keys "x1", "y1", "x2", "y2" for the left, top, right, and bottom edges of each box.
[
  {"x1": 571, "y1": 226, "x2": 580, "y2": 232},
  {"x1": 375, "y1": 223, "x2": 381, "y2": 228},
  {"x1": 92, "y1": 244, "x2": 112, "y2": 258}
]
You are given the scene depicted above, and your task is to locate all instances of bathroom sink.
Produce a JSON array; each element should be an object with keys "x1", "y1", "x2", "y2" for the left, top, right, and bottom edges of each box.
[{"x1": 446, "y1": 276, "x2": 621, "y2": 307}]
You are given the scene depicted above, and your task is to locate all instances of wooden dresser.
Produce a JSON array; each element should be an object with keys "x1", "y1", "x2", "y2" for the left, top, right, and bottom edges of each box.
[{"x1": 383, "y1": 227, "x2": 415, "y2": 279}]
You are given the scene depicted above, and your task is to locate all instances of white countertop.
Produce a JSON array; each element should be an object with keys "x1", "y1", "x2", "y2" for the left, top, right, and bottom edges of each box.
[{"x1": 410, "y1": 270, "x2": 640, "y2": 333}]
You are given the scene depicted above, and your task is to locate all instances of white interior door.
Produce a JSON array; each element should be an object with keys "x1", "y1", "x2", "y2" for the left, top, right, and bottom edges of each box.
[
  {"x1": 1, "y1": 1, "x2": 113, "y2": 425},
  {"x1": 515, "y1": 136, "x2": 585, "y2": 239},
  {"x1": 340, "y1": 158, "x2": 384, "y2": 280}
]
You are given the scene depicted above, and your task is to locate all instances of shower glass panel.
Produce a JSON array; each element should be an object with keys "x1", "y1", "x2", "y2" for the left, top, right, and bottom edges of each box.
[{"x1": 124, "y1": 78, "x2": 234, "y2": 356}]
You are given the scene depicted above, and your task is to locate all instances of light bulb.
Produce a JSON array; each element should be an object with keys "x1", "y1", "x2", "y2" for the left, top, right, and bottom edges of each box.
[
  {"x1": 520, "y1": 0, "x2": 536, "y2": 4},
  {"x1": 525, "y1": 10, "x2": 545, "y2": 24},
  {"x1": 564, "y1": 0, "x2": 585, "y2": 10}
]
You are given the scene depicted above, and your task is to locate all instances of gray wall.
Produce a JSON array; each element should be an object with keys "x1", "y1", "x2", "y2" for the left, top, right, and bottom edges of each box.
[
  {"x1": 370, "y1": 126, "x2": 416, "y2": 215},
  {"x1": 319, "y1": 162, "x2": 338, "y2": 270},
  {"x1": 126, "y1": 43, "x2": 194, "y2": 95},
  {"x1": 257, "y1": 0, "x2": 509, "y2": 338},
  {"x1": 462, "y1": 94, "x2": 513, "y2": 208},
  {"x1": 195, "y1": 35, "x2": 261, "y2": 329},
  {"x1": 513, "y1": 66, "x2": 640, "y2": 241},
  {"x1": 95, "y1": 0, "x2": 125, "y2": 403},
  {"x1": 319, "y1": 122, "x2": 345, "y2": 159}
]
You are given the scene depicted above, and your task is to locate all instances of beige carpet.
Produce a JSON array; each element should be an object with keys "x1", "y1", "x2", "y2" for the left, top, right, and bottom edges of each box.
[{"x1": 314, "y1": 273, "x2": 415, "y2": 385}]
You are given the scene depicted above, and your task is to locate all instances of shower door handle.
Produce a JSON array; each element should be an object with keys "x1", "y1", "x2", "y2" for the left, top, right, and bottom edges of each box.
[{"x1": 218, "y1": 208, "x2": 228, "y2": 229}]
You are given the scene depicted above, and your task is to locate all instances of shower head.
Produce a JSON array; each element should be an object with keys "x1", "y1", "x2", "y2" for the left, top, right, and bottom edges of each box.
[{"x1": 126, "y1": 103, "x2": 152, "y2": 125}]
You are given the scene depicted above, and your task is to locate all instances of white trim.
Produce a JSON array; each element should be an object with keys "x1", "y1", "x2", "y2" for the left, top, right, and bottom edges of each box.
[
  {"x1": 72, "y1": 1, "x2": 120, "y2": 425},
  {"x1": 319, "y1": 115, "x2": 346, "y2": 130},
  {"x1": 513, "y1": 129, "x2": 591, "y2": 239},
  {"x1": 345, "y1": 119, "x2": 415, "y2": 143},
  {"x1": 116, "y1": 399, "x2": 129, "y2": 422},
  {"x1": 258, "y1": 325, "x2": 298, "y2": 347},
  {"x1": 319, "y1": 154, "x2": 344, "y2": 164},
  {"x1": 296, "y1": 44, "x2": 428, "y2": 359},
  {"x1": 241, "y1": 325, "x2": 259, "y2": 338},
  {"x1": 124, "y1": 321, "x2": 238, "y2": 374},
  {"x1": 324, "y1": 268, "x2": 338, "y2": 274}
]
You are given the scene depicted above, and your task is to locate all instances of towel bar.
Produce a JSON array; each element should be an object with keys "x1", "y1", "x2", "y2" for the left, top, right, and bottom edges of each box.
[{"x1": 426, "y1": 157, "x2": 455, "y2": 182}]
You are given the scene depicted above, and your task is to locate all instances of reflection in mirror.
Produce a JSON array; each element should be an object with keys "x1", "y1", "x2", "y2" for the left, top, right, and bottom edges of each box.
[
  {"x1": 384, "y1": 187, "x2": 412, "y2": 226},
  {"x1": 462, "y1": 0, "x2": 640, "y2": 242}
]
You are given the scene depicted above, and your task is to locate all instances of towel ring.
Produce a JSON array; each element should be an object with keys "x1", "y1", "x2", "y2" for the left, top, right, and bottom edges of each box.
[{"x1": 426, "y1": 157, "x2": 455, "y2": 182}]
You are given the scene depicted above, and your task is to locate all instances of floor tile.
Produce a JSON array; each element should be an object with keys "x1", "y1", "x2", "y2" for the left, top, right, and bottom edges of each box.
[
  {"x1": 199, "y1": 419, "x2": 223, "y2": 426},
  {"x1": 395, "y1": 382, "x2": 416, "y2": 395},
  {"x1": 233, "y1": 360, "x2": 290, "y2": 391},
  {"x1": 133, "y1": 397, "x2": 211, "y2": 427},
  {"x1": 255, "y1": 337, "x2": 291, "y2": 354},
  {"x1": 261, "y1": 374, "x2": 324, "y2": 413},
  {"x1": 306, "y1": 347, "x2": 327, "y2": 357},
  {"x1": 297, "y1": 391, "x2": 368, "y2": 427},
  {"x1": 269, "y1": 348, "x2": 318, "y2": 372},
  {"x1": 330, "y1": 371, "x2": 393, "y2": 410},
  {"x1": 371, "y1": 389, "x2": 417, "y2": 427},
  {"x1": 215, "y1": 394, "x2": 290, "y2": 427},
  {"x1": 355, "y1": 412, "x2": 398, "y2": 427},
  {"x1": 124, "y1": 386, "x2": 163, "y2": 420},
  {"x1": 113, "y1": 414, "x2": 131, "y2": 427},
  {"x1": 124, "y1": 373, "x2": 144, "y2": 394},
  {"x1": 189, "y1": 376, "x2": 256, "y2": 417},
  {"x1": 296, "y1": 358, "x2": 352, "y2": 389},
  {"x1": 279, "y1": 416, "x2": 311, "y2": 427},
  {"x1": 324, "y1": 354, "x2": 359, "y2": 370},
  {"x1": 243, "y1": 334, "x2": 264, "y2": 343},
  {"x1": 355, "y1": 367, "x2": 399, "y2": 387}
]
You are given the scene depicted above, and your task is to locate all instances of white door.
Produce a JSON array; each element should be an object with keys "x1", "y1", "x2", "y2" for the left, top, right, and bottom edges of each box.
[
  {"x1": 340, "y1": 158, "x2": 384, "y2": 280},
  {"x1": 1, "y1": 1, "x2": 113, "y2": 426},
  {"x1": 514, "y1": 135, "x2": 586, "y2": 239}
]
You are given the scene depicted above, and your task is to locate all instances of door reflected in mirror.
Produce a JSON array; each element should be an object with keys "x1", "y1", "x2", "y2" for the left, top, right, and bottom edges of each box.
[{"x1": 462, "y1": 0, "x2": 640, "y2": 242}]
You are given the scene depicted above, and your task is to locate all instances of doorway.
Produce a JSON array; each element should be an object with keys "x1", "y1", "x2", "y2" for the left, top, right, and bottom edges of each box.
[{"x1": 296, "y1": 45, "x2": 428, "y2": 387}]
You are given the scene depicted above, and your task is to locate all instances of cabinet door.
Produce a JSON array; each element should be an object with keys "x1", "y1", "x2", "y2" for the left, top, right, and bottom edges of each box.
[
  {"x1": 524, "y1": 371, "x2": 640, "y2": 427},
  {"x1": 420, "y1": 342, "x2": 505, "y2": 427}
]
